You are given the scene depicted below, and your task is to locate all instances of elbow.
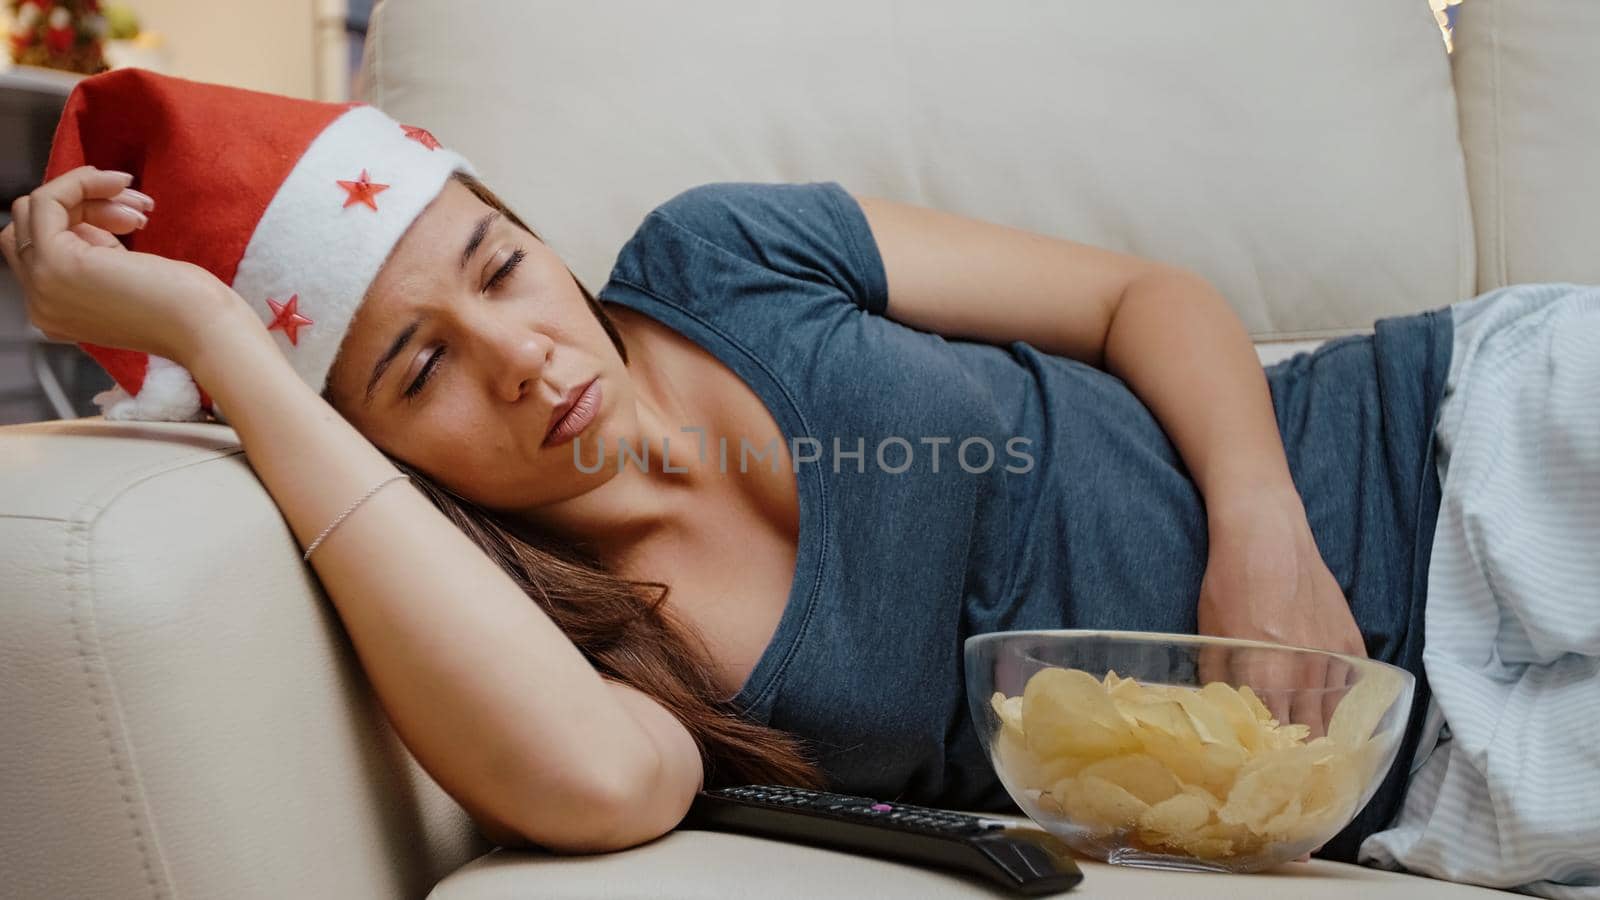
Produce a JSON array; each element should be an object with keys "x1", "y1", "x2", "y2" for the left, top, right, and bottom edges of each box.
[
  {"x1": 508, "y1": 758, "x2": 682, "y2": 856},
  {"x1": 1112, "y1": 265, "x2": 1224, "y2": 332},
  {"x1": 1128, "y1": 263, "x2": 1210, "y2": 297},
  {"x1": 570, "y1": 754, "x2": 689, "y2": 853},
  {"x1": 510, "y1": 789, "x2": 637, "y2": 856},
  {"x1": 468, "y1": 773, "x2": 636, "y2": 855}
]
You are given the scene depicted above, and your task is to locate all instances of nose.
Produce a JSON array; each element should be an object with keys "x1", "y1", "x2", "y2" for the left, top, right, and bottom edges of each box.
[{"x1": 477, "y1": 322, "x2": 554, "y2": 404}]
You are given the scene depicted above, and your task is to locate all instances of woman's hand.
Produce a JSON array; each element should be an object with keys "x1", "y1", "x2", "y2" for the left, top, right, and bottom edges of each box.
[
  {"x1": 0, "y1": 166, "x2": 248, "y2": 366},
  {"x1": 1195, "y1": 488, "x2": 1367, "y2": 736}
]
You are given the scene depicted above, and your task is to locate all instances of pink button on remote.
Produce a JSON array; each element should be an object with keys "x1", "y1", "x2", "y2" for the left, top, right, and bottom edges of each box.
[{"x1": 871, "y1": 803, "x2": 893, "y2": 811}]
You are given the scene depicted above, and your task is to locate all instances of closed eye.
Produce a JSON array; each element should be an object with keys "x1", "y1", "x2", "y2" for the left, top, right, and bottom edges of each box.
[
  {"x1": 485, "y1": 248, "x2": 526, "y2": 292},
  {"x1": 404, "y1": 345, "x2": 445, "y2": 400}
]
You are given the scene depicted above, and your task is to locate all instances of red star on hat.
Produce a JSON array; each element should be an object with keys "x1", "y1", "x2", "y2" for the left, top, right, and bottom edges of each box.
[
  {"x1": 401, "y1": 124, "x2": 441, "y2": 150},
  {"x1": 337, "y1": 169, "x2": 390, "y2": 210},
  {"x1": 266, "y1": 294, "x2": 314, "y2": 345}
]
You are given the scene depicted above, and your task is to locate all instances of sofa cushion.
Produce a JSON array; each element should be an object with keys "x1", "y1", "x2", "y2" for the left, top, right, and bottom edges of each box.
[
  {"x1": 360, "y1": 0, "x2": 1474, "y2": 343},
  {"x1": 1452, "y1": 0, "x2": 1600, "y2": 290}
]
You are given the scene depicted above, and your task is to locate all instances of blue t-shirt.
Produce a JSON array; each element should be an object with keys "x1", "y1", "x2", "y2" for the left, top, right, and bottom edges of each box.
[{"x1": 597, "y1": 181, "x2": 1453, "y2": 863}]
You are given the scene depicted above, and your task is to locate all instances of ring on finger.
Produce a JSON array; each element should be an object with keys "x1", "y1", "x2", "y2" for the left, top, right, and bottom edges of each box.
[{"x1": 15, "y1": 237, "x2": 32, "y2": 255}]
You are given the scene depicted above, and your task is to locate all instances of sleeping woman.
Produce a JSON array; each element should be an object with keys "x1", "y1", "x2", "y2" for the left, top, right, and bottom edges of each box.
[{"x1": 3, "y1": 69, "x2": 1595, "y2": 896}]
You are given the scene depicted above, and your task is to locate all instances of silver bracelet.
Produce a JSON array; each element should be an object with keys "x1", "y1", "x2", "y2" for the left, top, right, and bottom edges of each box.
[{"x1": 303, "y1": 473, "x2": 410, "y2": 562}]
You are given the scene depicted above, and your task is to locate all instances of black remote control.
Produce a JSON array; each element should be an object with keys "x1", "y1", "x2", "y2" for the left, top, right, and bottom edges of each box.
[{"x1": 679, "y1": 784, "x2": 1083, "y2": 895}]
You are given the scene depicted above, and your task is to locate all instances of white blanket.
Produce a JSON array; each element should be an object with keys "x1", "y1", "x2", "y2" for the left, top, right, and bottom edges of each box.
[{"x1": 1360, "y1": 282, "x2": 1600, "y2": 898}]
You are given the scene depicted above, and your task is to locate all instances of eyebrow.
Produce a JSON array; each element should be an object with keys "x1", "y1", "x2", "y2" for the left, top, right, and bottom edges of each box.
[{"x1": 362, "y1": 211, "x2": 501, "y2": 407}]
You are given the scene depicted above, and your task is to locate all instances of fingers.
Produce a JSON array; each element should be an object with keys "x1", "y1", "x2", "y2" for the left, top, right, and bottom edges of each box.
[
  {"x1": 0, "y1": 222, "x2": 17, "y2": 271},
  {"x1": 28, "y1": 166, "x2": 135, "y2": 250},
  {"x1": 1247, "y1": 649, "x2": 1296, "y2": 726},
  {"x1": 1321, "y1": 657, "x2": 1353, "y2": 737},
  {"x1": 9, "y1": 195, "x2": 30, "y2": 258},
  {"x1": 17, "y1": 192, "x2": 147, "y2": 247},
  {"x1": 1, "y1": 216, "x2": 34, "y2": 297},
  {"x1": 81, "y1": 192, "x2": 152, "y2": 234},
  {"x1": 71, "y1": 222, "x2": 126, "y2": 249},
  {"x1": 10, "y1": 179, "x2": 146, "y2": 281},
  {"x1": 1196, "y1": 643, "x2": 1231, "y2": 688},
  {"x1": 18, "y1": 188, "x2": 150, "y2": 240},
  {"x1": 1291, "y1": 655, "x2": 1329, "y2": 738},
  {"x1": 1320, "y1": 612, "x2": 1366, "y2": 733}
]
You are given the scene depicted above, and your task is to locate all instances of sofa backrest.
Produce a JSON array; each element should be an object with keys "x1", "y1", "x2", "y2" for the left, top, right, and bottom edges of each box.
[
  {"x1": 0, "y1": 420, "x2": 489, "y2": 899},
  {"x1": 359, "y1": 0, "x2": 1475, "y2": 345},
  {"x1": 1451, "y1": 0, "x2": 1600, "y2": 292}
]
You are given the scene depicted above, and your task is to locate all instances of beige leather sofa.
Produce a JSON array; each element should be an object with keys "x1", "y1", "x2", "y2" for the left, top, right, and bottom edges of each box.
[{"x1": 5, "y1": 1, "x2": 1595, "y2": 897}]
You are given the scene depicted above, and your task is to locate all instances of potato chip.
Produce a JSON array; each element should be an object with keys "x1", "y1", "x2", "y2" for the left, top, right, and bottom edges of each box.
[
  {"x1": 1137, "y1": 720, "x2": 1247, "y2": 798},
  {"x1": 1022, "y1": 668, "x2": 1141, "y2": 758},
  {"x1": 1236, "y1": 684, "x2": 1276, "y2": 725},
  {"x1": 1137, "y1": 790, "x2": 1213, "y2": 837},
  {"x1": 1107, "y1": 672, "x2": 1150, "y2": 705},
  {"x1": 1265, "y1": 722, "x2": 1313, "y2": 749},
  {"x1": 1079, "y1": 754, "x2": 1183, "y2": 806},
  {"x1": 1261, "y1": 794, "x2": 1305, "y2": 841},
  {"x1": 990, "y1": 691, "x2": 1024, "y2": 732},
  {"x1": 1351, "y1": 734, "x2": 1390, "y2": 783},
  {"x1": 1173, "y1": 688, "x2": 1238, "y2": 749},
  {"x1": 1122, "y1": 697, "x2": 1199, "y2": 741},
  {"x1": 1054, "y1": 774, "x2": 1149, "y2": 835},
  {"x1": 1296, "y1": 754, "x2": 1359, "y2": 836},
  {"x1": 1172, "y1": 813, "x2": 1254, "y2": 859},
  {"x1": 1218, "y1": 748, "x2": 1314, "y2": 832},
  {"x1": 1195, "y1": 816, "x2": 1258, "y2": 849},
  {"x1": 994, "y1": 725, "x2": 1091, "y2": 791},
  {"x1": 1179, "y1": 836, "x2": 1237, "y2": 858},
  {"x1": 1328, "y1": 673, "x2": 1403, "y2": 749},
  {"x1": 1181, "y1": 782, "x2": 1222, "y2": 809},
  {"x1": 1199, "y1": 681, "x2": 1263, "y2": 752},
  {"x1": 1299, "y1": 735, "x2": 1339, "y2": 763}
]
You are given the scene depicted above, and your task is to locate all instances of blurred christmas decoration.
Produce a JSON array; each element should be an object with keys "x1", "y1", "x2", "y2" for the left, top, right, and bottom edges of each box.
[
  {"x1": 1431, "y1": 0, "x2": 1465, "y2": 54},
  {"x1": 102, "y1": 1, "x2": 135, "y2": 40},
  {"x1": 97, "y1": 2, "x2": 169, "y2": 73},
  {"x1": 8, "y1": 0, "x2": 108, "y2": 74}
]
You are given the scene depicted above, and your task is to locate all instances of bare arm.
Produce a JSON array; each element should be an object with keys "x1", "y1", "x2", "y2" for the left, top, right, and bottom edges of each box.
[
  {"x1": 188, "y1": 313, "x2": 696, "y2": 853},
  {"x1": 1101, "y1": 269, "x2": 1299, "y2": 517}
]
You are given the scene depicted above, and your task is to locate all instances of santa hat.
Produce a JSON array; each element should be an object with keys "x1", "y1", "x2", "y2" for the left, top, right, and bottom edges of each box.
[{"x1": 44, "y1": 68, "x2": 474, "y2": 424}]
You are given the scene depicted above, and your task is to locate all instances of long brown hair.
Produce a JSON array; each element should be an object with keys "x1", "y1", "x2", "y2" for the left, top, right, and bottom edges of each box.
[{"x1": 326, "y1": 171, "x2": 828, "y2": 793}]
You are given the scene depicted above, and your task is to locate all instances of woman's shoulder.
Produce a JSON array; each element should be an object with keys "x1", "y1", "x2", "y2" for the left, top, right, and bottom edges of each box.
[{"x1": 604, "y1": 180, "x2": 888, "y2": 317}]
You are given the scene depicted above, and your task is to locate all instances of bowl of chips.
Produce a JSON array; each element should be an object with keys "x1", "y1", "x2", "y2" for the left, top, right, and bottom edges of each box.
[{"x1": 965, "y1": 630, "x2": 1414, "y2": 873}]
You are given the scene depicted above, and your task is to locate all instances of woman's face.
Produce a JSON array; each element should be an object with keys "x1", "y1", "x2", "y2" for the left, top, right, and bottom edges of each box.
[{"x1": 323, "y1": 178, "x2": 638, "y2": 514}]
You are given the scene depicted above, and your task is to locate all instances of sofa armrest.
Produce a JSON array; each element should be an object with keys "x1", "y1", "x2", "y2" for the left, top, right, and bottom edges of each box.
[
  {"x1": 426, "y1": 810, "x2": 1510, "y2": 899},
  {"x1": 0, "y1": 418, "x2": 489, "y2": 899}
]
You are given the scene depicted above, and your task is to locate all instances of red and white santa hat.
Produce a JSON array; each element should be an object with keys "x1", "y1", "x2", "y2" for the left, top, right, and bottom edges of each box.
[{"x1": 44, "y1": 68, "x2": 474, "y2": 424}]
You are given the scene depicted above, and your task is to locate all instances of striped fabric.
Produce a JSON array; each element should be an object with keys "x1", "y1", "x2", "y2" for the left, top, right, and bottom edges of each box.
[{"x1": 1359, "y1": 283, "x2": 1600, "y2": 897}]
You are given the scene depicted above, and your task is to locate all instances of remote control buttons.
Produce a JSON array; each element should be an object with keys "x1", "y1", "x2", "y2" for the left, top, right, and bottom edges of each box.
[{"x1": 711, "y1": 785, "x2": 1005, "y2": 837}]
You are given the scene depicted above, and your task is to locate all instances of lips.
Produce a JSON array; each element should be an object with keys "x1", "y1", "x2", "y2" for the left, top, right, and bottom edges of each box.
[{"x1": 544, "y1": 377, "x2": 597, "y2": 446}]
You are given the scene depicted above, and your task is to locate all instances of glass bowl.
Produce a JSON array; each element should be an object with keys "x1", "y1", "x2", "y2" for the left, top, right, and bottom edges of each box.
[{"x1": 964, "y1": 630, "x2": 1414, "y2": 873}]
